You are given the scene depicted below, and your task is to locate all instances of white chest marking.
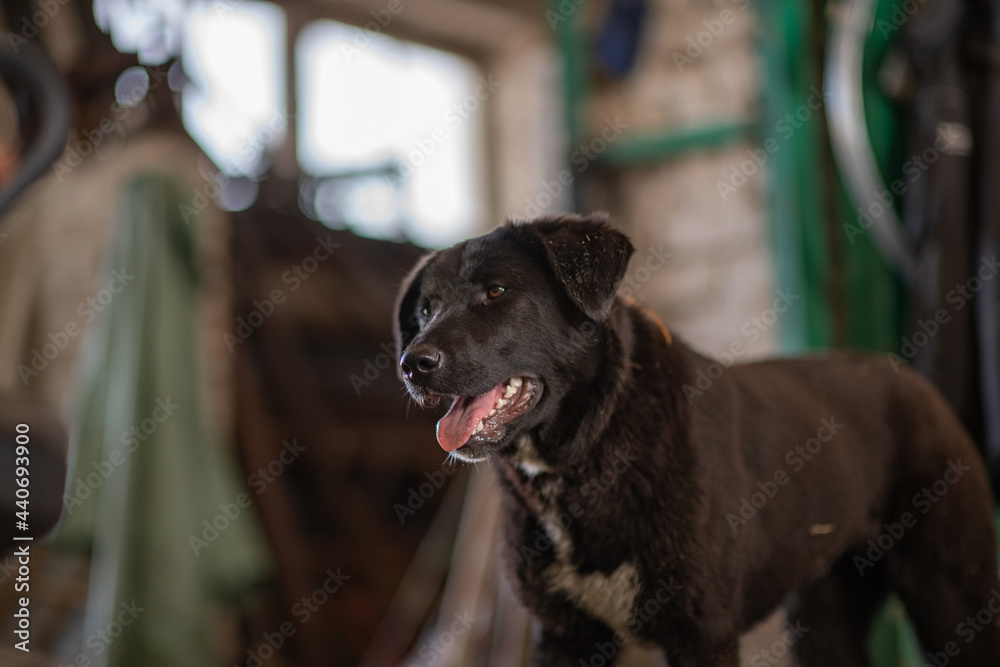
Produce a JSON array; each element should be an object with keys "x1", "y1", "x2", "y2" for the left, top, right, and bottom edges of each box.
[
  {"x1": 511, "y1": 434, "x2": 553, "y2": 477},
  {"x1": 541, "y1": 511, "x2": 641, "y2": 636},
  {"x1": 512, "y1": 435, "x2": 641, "y2": 635}
]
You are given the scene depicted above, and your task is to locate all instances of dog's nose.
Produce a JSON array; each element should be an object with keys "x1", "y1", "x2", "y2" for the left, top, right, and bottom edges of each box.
[{"x1": 400, "y1": 345, "x2": 443, "y2": 379}]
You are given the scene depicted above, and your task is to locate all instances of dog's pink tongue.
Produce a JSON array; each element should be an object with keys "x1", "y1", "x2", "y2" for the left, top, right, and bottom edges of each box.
[{"x1": 436, "y1": 384, "x2": 505, "y2": 452}]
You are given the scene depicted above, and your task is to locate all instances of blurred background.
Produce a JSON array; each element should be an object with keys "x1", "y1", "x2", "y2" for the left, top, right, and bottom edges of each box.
[{"x1": 0, "y1": 0, "x2": 997, "y2": 664}]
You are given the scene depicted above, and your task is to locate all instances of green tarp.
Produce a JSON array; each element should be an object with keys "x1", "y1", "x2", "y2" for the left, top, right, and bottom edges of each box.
[{"x1": 52, "y1": 171, "x2": 269, "y2": 667}]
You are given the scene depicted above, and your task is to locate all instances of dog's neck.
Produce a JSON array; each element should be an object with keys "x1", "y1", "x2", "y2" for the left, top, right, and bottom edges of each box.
[
  {"x1": 493, "y1": 299, "x2": 701, "y2": 588},
  {"x1": 508, "y1": 432, "x2": 555, "y2": 478},
  {"x1": 498, "y1": 297, "x2": 693, "y2": 485}
]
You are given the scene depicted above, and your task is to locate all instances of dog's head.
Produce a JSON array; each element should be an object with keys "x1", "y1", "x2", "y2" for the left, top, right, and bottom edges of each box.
[{"x1": 393, "y1": 213, "x2": 634, "y2": 462}]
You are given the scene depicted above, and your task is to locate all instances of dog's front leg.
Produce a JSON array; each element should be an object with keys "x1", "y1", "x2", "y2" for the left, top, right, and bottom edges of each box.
[
  {"x1": 534, "y1": 630, "x2": 620, "y2": 667},
  {"x1": 532, "y1": 614, "x2": 623, "y2": 667},
  {"x1": 664, "y1": 636, "x2": 739, "y2": 667}
]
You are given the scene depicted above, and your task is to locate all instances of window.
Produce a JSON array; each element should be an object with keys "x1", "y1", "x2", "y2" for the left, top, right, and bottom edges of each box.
[
  {"x1": 94, "y1": 3, "x2": 487, "y2": 244},
  {"x1": 297, "y1": 21, "x2": 486, "y2": 247},
  {"x1": 182, "y1": 1, "x2": 286, "y2": 178}
]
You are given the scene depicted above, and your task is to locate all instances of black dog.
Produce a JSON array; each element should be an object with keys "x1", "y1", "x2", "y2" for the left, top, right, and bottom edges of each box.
[{"x1": 393, "y1": 214, "x2": 1000, "y2": 666}]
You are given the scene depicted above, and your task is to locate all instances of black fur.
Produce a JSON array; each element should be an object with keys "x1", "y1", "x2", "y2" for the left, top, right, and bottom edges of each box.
[{"x1": 394, "y1": 214, "x2": 1000, "y2": 666}]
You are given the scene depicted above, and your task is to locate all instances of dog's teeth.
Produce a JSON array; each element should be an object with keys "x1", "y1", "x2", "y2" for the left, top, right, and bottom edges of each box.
[
  {"x1": 510, "y1": 377, "x2": 523, "y2": 389},
  {"x1": 504, "y1": 384, "x2": 516, "y2": 399},
  {"x1": 489, "y1": 409, "x2": 497, "y2": 417},
  {"x1": 474, "y1": 421, "x2": 484, "y2": 433},
  {"x1": 496, "y1": 398, "x2": 508, "y2": 409}
]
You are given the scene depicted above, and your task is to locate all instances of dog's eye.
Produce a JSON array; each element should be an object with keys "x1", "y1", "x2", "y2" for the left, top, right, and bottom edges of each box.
[
  {"x1": 487, "y1": 285, "x2": 506, "y2": 299},
  {"x1": 420, "y1": 304, "x2": 431, "y2": 318}
]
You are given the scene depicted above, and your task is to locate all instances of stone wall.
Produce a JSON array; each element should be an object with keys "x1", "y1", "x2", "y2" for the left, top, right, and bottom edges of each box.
[
  {"x1": 588, "y1": 0, "x2": 781, "y2": 361},
  {"x1": 584, "y1": 2, "x2": 791, "y2": 663}
]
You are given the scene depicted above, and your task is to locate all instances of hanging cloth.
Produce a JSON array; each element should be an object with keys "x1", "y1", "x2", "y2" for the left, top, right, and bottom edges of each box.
[{"x1": 52, "y1": 171, "x2": 270, "y2": 667}]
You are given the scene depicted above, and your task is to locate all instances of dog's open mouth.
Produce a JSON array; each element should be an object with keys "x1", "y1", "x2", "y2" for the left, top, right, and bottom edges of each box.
[{"x1": 435, "y1": 376, "x2": 541, "y2": 455}]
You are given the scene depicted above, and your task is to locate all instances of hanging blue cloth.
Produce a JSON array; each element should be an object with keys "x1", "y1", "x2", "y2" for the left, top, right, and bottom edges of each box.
[{"x1": 593, "y1": 0, "x2": 648, "y2": 77}]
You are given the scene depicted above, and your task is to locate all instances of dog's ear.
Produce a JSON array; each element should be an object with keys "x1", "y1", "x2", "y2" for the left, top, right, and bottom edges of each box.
[
  {"x1": 394, "y1": 251, "x2": 436, "y2": 375},
  {"x1": 518, "y1": 213, "x2": 634, "y2": 320}
]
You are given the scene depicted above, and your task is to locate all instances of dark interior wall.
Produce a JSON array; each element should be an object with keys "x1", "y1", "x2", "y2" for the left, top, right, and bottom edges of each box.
[{"x1": 230, "y1": 198, "x2": 457, "y2": 666}]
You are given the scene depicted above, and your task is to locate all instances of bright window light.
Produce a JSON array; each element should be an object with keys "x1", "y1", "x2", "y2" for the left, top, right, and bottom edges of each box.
[
  {"x1": 182, "y1": 1, "x2": 286, "y2": 177},
  {"x1": 297, "y1": 21, "x2": 486, "y2": 247},
  {"x1": 94, "y1": 0, "x2": 185, "y2": 64}
]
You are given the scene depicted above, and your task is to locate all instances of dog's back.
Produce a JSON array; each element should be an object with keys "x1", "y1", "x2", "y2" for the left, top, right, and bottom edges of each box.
[{"x1": 682, "y1": 348, "x2": 999, "y2": 654}]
